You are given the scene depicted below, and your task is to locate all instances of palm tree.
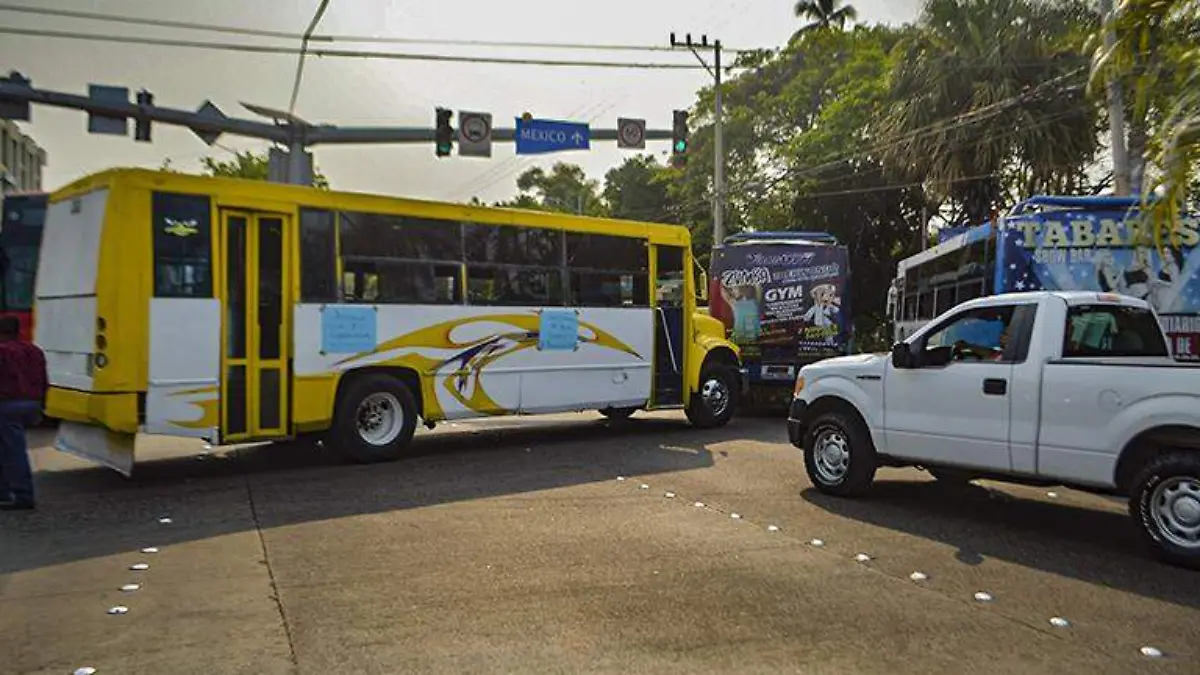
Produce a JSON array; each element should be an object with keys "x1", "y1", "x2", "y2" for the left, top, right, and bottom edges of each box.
[
  {"x1": 1091, "y1": 0, "x2": 1199, "y2": 243},
  {"x1": 878, "y1": 0, "x2": 1101, "y2": 225},
  {"x1": 794, "y1": 0, "x2": 858, "y2": 32}
]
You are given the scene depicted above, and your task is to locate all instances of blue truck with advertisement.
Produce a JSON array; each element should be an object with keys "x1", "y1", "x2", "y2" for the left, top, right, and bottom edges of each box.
[
  {"x1": 708, "y1": 232, "x2": 852, "y2": 400},
  {"x1": 889, "y1": 195, "x2": 1200, "y2": 359}
]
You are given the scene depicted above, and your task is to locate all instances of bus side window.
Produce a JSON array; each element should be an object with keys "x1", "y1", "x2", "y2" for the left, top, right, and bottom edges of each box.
[
  {"x1": 299, "y1": 208, "x2": 337, "y2": 302},
  {"x1": 565, "y1": 232, "x2": 649, "y2": 308},
  {"x1": 152, "y1": 192, "x2": 213, "y2": 298},
  {"x1": 464, "y1": 223, "x2": 565, "y2": 306},
  {"x1": 337, "y1": 211, "x2": 464, "y2": 305}
]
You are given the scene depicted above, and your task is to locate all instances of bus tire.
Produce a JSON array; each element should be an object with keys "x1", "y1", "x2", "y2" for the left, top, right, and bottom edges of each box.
[
  {"x1": 599, "y1": 406, "x2": 639, "y2": 421},
  {"x1": 332, "y1": 373, "x2": 419, "y2": 464},
  {"x1": 685, "y1": 363, "x2": 739, "y2": 429}
]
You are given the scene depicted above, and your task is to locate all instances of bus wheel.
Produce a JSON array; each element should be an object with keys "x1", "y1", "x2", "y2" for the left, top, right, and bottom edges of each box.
[
  {"x1": 685, "y1": 364, "x2": 739, "y2": 429},
  {"x1": 333, "y1": 374, "x2": 418, "y2": 463},
  {"x1": 599, "y1": 406, "x2": 639, "y2": 421}
]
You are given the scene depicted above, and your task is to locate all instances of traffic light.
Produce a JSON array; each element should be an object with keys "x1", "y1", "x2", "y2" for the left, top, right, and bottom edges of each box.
[
  {"x1": 134, "y1": 90, "x2": 153, "y2": 142},
  {"x1": 671, "y1": 109, "x2": 689, "y2": 167},
  {"x1": 435, "y1": 107, "x2": 453, "y2": 157},
  {"x1": 0, "y1": 71, "x2": 32, "y2": 121}
]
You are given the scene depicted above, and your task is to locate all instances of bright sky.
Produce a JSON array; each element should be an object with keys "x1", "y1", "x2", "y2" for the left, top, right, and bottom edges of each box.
[{"x1": 1, "y1": 0, "x2": 921, "y2": 203}]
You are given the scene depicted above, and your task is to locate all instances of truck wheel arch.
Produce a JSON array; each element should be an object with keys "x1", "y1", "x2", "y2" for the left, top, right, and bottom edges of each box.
[
  {"x1": 808, "y1": 395, "x2": 870, "y2": 434},
  {"x1": 1115, "y1": 425, "x2": 1200, "y2": 493}
]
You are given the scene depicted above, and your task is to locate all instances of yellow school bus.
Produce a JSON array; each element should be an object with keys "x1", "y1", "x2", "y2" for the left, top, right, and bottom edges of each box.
[{"x1": 36, "y1": 169, "x2": 744, "y2": 474}]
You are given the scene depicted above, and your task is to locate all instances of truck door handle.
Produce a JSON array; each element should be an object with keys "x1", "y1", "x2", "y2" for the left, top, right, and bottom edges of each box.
[{"x1": 983, "y1": 378, "x2": 1007, "y2": 396}]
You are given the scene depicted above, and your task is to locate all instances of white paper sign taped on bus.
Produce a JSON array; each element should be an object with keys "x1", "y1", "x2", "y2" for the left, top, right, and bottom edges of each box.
[
  {"x1": 999, "y1": 211, "x2": 1200, "y2": 359},
  {"x1": 707, "y1": 242, "x2": 851, "y2": 358}
]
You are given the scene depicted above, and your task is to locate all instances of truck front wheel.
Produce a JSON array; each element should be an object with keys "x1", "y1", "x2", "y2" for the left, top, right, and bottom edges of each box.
[
  {"x1": 1130, "y1": 452, "x2": 1200, "y2": 570},
  {"x1": 803, "y1": 411, "x2": 877, "y2": 497}
]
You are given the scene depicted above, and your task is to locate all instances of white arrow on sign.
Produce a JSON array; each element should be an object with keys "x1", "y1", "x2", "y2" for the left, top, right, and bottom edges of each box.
[
  {"x1": 617, "y1": 117, "x2": 646, "y2": 149},
  {"x1": 571, "y1": 131, "x2": 584, "y2": 145}
]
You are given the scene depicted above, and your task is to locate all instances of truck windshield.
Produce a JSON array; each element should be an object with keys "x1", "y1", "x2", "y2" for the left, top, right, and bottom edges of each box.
[{"x1": 1064, "y1": 305, "x2": 1170, "y2": 358}]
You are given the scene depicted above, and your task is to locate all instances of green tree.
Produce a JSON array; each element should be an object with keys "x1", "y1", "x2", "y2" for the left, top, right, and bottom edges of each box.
[
  {"x1": 794, "y1": 0, "x2": 858, "y2": 32},
  {"x1": 201, "y1": 150, "x2": 330, "y2": 189},
  {"x1": 602, "y1": 155, "x2": 678, "y2": 223},
  {"x1": 493, "y1": 163, "x2": 607, "y2": 216},
  {"x1": 1091, "y1": 0, "x2": 1199, "y2": 241},
  {"x1": 879, "y1": 0, "x2": 1101, "y2": 225},
  {"x1": 161, "y1": 150, "x2": 330, "y2": 189}
]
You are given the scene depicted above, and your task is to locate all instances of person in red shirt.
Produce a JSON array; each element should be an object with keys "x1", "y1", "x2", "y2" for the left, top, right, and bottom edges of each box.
[{"x1": 0, "y1": 315, "x2": 47, "y2": 510}]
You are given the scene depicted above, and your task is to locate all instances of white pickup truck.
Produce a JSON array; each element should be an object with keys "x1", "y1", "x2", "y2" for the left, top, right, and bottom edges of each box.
[{"x1": 787, "y1": 290, "x2": 1200, "y2": 568}]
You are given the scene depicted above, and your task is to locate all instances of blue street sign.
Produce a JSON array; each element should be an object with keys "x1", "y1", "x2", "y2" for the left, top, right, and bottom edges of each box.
[{"x1": 515, "y1": 117, "x2": 590, "y2": 155}]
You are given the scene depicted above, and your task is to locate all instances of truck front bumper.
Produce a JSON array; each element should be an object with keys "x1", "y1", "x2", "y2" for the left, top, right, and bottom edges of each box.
[{"x1": 786, "y1": 398, "x2": 807, "y2": 448}]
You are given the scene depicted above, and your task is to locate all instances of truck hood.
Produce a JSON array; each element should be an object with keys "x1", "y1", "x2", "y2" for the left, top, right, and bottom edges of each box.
[{"x1": 800, "y1": 352, "x2": 887, "y2": 377}]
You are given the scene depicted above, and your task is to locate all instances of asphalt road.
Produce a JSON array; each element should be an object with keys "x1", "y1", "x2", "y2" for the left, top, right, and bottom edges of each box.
[{"x1": 2, "y1": 411, "x2": 1198, "y2": 675}]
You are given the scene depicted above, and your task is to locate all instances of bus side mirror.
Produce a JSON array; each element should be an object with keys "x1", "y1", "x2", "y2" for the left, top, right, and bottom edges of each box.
[
  {"x1": 696, "y1": 268, "x2": 709, "y2": 303},
  {"x1": 891, "y1": 342, "x2": 914, "y2": 369}
]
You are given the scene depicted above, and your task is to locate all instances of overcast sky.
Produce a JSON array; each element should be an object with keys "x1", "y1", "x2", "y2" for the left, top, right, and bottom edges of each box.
[{"x1": 1, "y1": 0, "x2": 922, "y2": 203}]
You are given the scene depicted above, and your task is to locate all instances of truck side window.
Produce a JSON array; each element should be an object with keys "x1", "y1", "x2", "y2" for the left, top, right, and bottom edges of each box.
[
  {"x1": 921, "y1": 305, "x2": 1017, "y2": 365},
  {"x1": 1063, "y1": 305, "x2": 1169, "y2": 358}
]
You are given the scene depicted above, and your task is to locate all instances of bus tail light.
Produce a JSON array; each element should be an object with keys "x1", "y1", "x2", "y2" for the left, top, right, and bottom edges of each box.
[{"x1": 95, "y1": 315, "x2": 108, "y2": 369}]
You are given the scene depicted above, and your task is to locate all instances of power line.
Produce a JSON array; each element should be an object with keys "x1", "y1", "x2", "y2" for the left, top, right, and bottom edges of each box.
[
  {"x1": 288, "y1": 0, "x2": 331, "y2": 115},
  {"x1": 0, "y1": 27, "x2": 714, "y2": 70},
  {"x1": 0, "y1": 3, "x2": 766, "y2": 54}
]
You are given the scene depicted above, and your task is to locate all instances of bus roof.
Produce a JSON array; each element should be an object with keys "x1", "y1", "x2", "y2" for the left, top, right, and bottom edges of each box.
[
  {"x1": 897, "y1": 220, "x2": 993, "y2": 276},
  {"x1": 1009, "y1": 194, "x2": 1151, "y2": 215},
  {"x1": 48, "y1": 167, "x2": 693, "y2": 246},
  {"x1": 722, "y1": 231, "x2": 840, "y2": 245}
]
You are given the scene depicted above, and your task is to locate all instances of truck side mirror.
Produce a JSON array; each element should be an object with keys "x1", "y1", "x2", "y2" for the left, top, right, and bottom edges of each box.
[{"x1": 891, "y1": 342, "x2": 913, "y2": 369}]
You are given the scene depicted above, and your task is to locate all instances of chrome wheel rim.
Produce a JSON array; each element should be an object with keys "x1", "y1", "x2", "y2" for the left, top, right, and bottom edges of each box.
[
  {"x1": 1150, "y1": 476, "x2": 1200, "y2": 550},
  {"x1": 356, "y1": 392, "x2": 404, "y2": 446},
  {"x1": 813, "y1": 428, "x2": 850, "y2": 485},
  {"x1": 701, "y1": 376, "x2": 731, "y2": 418}
]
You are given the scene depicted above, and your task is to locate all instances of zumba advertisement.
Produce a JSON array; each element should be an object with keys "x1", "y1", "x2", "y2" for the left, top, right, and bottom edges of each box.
[
  {"x1": 998, "y1": 210, "x2": 1200, "y2": 360},
  {"x1": 708, "y1": 242, "x2": 851, "y2": 358}
]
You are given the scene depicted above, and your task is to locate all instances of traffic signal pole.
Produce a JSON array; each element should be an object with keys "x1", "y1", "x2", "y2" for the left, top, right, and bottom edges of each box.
[
  {"x1": 670, "y1": 33, "x2": 725, "y2": 249},
  {"x1": 0, "y1": 72, "x2": 677, "y2": 187}
]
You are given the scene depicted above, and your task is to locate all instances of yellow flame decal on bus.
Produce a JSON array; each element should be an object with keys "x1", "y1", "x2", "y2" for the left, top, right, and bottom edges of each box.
[{"x1": 333, "y1": 312, "x2": 644, "y2": 417}]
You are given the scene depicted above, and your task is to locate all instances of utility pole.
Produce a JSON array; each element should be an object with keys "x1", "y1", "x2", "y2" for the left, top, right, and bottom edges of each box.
[
  {"x1": 1099, "y1": 0, "x2": 1131, "y2": 195},
  {"x1": 669, "y1": 33, "x2": 725, "y2": 249}
]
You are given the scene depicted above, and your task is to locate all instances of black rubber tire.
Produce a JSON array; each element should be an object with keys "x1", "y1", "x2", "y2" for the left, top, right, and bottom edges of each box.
[
  {"x1": 685, "y1": 364, "x2": 740, "y2": 429},
  {"x1": 803, "y1": 411, "x2": 877, "y2": 497},
  {"x1": 599, "y1": 406, "x2": 639, "y2": 421},
  {"x1": 331, "y1": 373, "x2": 419, "y2": 464},
  {"x1": 1129, "y1": 452, "x2": 1200, "y2": 570}
]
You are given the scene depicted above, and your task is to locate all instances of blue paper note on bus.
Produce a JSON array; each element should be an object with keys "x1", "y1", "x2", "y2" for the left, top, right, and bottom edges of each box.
[
  {"x1": 539, "y1": 309, "x2": 578, "y2": 351},
  {"x1": 321, "y1": 306, "x2": 377, "y2": 354}
]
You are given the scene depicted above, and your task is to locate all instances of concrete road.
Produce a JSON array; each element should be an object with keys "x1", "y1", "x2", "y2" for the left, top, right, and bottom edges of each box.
[{"x1": 2, "y1": 412, "x2": 1197, "y2": 675}]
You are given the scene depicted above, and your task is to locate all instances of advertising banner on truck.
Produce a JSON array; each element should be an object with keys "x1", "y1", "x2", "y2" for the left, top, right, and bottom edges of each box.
[
  {"x1": 709, "y1": 242, "x2": 851, "y2": 361},
  {"x1": 999, "y1": 210, "x2": 1200, "y2": 359}
]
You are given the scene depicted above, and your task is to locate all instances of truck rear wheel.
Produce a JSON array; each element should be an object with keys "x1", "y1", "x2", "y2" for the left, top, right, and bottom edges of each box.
[
  {"x1": 332, "y1": 373, "x2": 418, "y2": 464},
  {"x1": 685, "y1": 364, "x2": 739, "y2": 429},
  {"x1": 1130, "y1": 452, "x2": 1200, "y2": 570},
  {"x1": 803, "y1": 411, "x2": 877, "y2": 497}
]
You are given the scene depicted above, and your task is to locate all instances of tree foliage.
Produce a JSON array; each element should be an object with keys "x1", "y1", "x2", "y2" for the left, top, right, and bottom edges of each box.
[
  {"x1": 489, "y1": 0, "x2": 1197, "y2": 340},
  {"x1": 161, "y1": 149, "x2": 330, "y2": 189}
]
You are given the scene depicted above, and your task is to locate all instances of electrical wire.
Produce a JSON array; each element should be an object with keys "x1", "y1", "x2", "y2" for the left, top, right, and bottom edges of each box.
[
  {"x1": 289, "y1": 0, "x2": 331, "y2": 116},
  {"x1": 0, "y1": 3, "x2": 765, "y2": 54},
  {"x1": 0, "y1": 27, "x2": 713, "y2": 70}
]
